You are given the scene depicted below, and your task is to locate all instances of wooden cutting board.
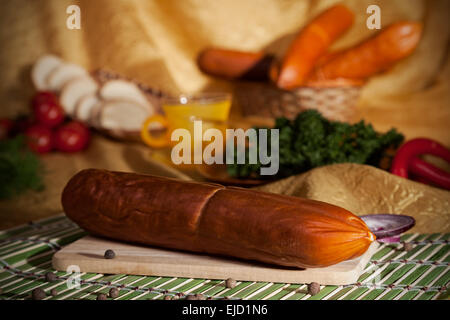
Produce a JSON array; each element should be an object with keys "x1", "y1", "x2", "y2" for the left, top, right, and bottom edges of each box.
[{"x1": 52, "y1": 236, "x2": 379, "y2": 285}]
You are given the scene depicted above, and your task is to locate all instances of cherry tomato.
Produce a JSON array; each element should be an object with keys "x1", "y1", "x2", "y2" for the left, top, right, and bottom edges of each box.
[
  {"x1": 0, "y1": 118, "x2": 14, "y2": 140},
  {"x1": 33, "y1": 99, "x2": 65, "y2": 128},
  {"x1": 25, "y1": 124, "x2": 53, "y2": 154},
  {"x1": 64, "y1": 121, "x2": 91, "y2": 135},
  {"x1": 31, "y1": 91, "x2": 58, "y2": 109},
  {"x1": 54, "y1": 121, "x2": 90, "y2": 153}
]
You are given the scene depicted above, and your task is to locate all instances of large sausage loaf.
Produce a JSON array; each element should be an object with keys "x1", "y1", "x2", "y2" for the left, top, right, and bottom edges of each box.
[{"x1": 62, "y1": 169, "x2": 375, "y2": 268}]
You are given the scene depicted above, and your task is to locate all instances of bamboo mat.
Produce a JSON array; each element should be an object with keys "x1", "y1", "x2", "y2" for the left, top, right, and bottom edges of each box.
[{"x1": 0, "y1": 215, "x2": 448, "y2": 300}]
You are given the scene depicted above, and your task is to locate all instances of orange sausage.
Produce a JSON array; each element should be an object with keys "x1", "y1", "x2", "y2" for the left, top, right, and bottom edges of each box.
[
  {"x1": 197, "y1": 48, "x2": 274, "y2": 81},
  {"x1": 308, "y1": 22, "x2": 423, "y2": 82},
  {"x1": 276, "y1": 4, "x2": 354, "y2": 90}
]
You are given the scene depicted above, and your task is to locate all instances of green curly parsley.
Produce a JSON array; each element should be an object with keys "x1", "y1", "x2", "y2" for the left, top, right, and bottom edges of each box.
[
  {"x1": 0, "y1": 135, "x2": 45, "y2": 199},
  {"x1": 227, "y1": 110, "x2": 404, "y2": 179}
]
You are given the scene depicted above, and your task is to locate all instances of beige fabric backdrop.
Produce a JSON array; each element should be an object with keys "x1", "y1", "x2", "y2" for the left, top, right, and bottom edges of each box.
[{"x1": 0, "y1": 0, "x2": 449, "y2": 231}]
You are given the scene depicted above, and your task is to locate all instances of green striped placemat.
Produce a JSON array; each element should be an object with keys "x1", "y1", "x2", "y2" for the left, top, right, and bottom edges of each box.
[{"x1": 0, "y1": 214, "x2": 448, "y2": 300}]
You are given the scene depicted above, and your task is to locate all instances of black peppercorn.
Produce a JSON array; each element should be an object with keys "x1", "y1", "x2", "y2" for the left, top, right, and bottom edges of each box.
[
  {"x1": 195, "y1": 293, "x2": 206, "y2": 300},
  {"x1": 308, "y1": 282, "x2": 320, "y2": 296},
  {"x1": 403, "y1": 242, "x2": 414, "y2": 252},
  {"x1": 97, "y1": 293, "x2": 108, "y2": 300},
  {"x1": 32, "y1": 288, "x2": 47, "y2": 300},
  {"x1": 45, "y1": 272, "x2": 57, "y2": 282},
  {"x1": 109, "y1": 287, "x2": 119, "y2": 298},
  {"x1": 225, "y1": 278, "x2": 236, "y2": 289},
  {"x1": 104, "y1": 249, "x2": 115, "y2": 259}
]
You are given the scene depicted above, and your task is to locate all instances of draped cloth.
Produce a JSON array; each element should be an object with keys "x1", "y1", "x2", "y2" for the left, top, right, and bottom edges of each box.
[{"x1": 0, "y1": 0, "x2": 448, "y2": 231}]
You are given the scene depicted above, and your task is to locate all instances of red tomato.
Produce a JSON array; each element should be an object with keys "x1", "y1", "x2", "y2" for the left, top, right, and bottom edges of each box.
[
  {"x1": 64, "y1": 121, "x2": 91, "y2": 135},
  {"x1": 54, "y1": 121, "x2": 90, "y2": 153},
  {"x1": 0, "y1": 118, "x2": 14, "y2": 140},
  {"x1": 25, "y1": 124, "x2": 53, "y2": 154},
  {"x1": 33, "y1": 99, "x2": 65, "y2": 128},
  {"x1": 31, "y1": 91, "x2": 58, "y2": 109}
]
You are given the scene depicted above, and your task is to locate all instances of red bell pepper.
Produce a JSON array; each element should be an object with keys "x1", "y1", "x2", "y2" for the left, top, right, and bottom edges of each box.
[
  {"x1": 409, "y1": 157, "x2": 450, "y2": 190},
  {"x1": 391, "y1": 138, "x2": 450, "y2": 190}
]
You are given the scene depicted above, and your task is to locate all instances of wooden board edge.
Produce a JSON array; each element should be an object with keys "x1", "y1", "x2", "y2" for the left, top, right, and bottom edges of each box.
[{"x1": 52, "y1": 241, "x2": 379, "y2": 286}]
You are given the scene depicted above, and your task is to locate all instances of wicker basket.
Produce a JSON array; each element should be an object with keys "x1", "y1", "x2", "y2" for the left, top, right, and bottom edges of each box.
[{"x1": 234, "y1": 81, "x2": 361, "y2": 122}]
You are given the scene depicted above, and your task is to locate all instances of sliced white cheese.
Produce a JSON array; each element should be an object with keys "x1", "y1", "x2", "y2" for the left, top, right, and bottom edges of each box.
[
  {"x1": 99, "y1": 80, "x2": 154, "y2": 115},
  {"x1": 60, "y1": 76, "x2": 99, "y2": 116},
  {"x1": 31, "y1": 55, "x2": 63, "y2": 91},
  {"x1": 46, "y1": 63, "x2": 88, "y2": 92},
  {"x1": 98, "y1": 100, "x2": 150, "y2": 132},
  {"x1": 74, "y1": 93, "x2": 101, "y2": 123}
]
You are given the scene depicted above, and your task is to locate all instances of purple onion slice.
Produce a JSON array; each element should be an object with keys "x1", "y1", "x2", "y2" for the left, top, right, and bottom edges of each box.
[
  {"x1": 377, "y1": 236, "x2": 401, "y2": 243},
  {"x1": 359, "y1": 214, "x2": 415, "y2": 240}
]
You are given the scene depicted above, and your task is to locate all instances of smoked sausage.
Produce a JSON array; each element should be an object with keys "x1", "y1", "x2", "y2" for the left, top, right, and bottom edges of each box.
[
  {"x1": 308, "y1": 22, "x2": 423, "y2": 82},
  {"x1": 197, "y1": 48, "x2": 274, "y2": 81},
  {"x1": 275, "y1": 4, "x2": 354, "y2": 89},
  {"x1": 62, "y1": 169, "x2": 375, "y2": 268}
]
